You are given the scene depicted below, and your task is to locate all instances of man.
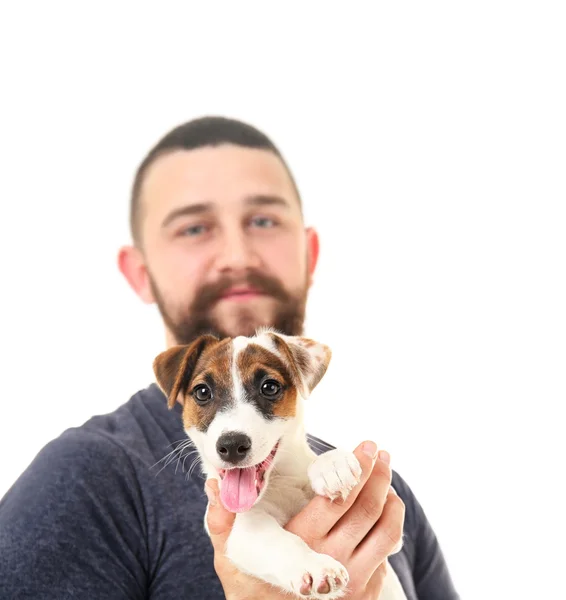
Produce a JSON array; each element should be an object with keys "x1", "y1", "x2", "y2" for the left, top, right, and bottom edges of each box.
[{"x1": 0, "y1": 117, "x2": 459, "y2": 599}]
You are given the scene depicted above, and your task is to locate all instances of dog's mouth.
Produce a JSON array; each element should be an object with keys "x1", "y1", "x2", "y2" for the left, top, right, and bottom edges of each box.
[{"x1": 217, "y1": 442, "x2": 279, "y2": 513}]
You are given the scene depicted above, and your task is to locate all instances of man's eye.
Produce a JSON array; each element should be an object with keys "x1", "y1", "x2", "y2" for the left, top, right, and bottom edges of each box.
[
  {"x1": 180, "y1": 224, "x2": 207, "y2": 236},
  {"x1": 250, "y1": 216, "x2": 277, "y2": 228}
]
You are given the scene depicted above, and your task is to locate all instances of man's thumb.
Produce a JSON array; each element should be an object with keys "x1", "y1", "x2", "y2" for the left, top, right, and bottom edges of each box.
[{"x1": 205, "y1": 479, "x2": 236, "y2": 549}]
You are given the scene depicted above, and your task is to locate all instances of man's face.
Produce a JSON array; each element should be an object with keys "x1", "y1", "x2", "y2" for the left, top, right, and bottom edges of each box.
[{"x1": 120, "y1": 144, "x2": 318, "y2": 345}]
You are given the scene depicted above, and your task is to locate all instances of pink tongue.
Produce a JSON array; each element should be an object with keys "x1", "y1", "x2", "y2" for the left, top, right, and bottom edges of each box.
[{"x1": 220, "y1": 467, "x2": 258, "y2": 512}]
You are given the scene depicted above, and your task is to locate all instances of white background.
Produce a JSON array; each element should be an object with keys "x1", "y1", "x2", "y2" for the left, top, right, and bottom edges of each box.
[{"x1": 1, "y1": 2, "x2": 565, "y2": 598}]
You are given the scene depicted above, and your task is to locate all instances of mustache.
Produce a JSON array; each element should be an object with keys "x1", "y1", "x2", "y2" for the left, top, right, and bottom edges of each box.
[
  {"x1": 148, "y1": 267, "x2": 306, "y2": 345},
  {"x1": 192, "y1": 270, "x2": 291, "y2": 310}
]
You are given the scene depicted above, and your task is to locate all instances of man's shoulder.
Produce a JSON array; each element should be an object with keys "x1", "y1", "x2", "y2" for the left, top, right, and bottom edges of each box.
[
  {"x1": 41, "y1": 425, "x2": 134, "y2": 473},
  {"x1": 1, "y1": 385, "x2": 166, "y2": 507},
  {"x1": 0, "y1": 424, "x2": 137, "y2": 516},
  {"x1": 57, "y1": 382, "x2": 179, "y2": 470},
  {"x1": 38, "y1": 388, "x2": 151, "y2": 474},
  {"x1": 0, "y1": 394, "x2": 159, "y2": 599}
]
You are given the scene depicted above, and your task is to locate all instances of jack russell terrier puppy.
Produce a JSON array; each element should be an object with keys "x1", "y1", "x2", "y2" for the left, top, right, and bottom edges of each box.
[{"x1": 153, "y1": 328, "x2": 406, "y2": 600}]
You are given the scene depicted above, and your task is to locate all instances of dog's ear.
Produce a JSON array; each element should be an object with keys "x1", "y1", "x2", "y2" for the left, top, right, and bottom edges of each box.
[
  {"x1": 153, "y1": 334, "x2": 219, "y2": 409},
  {"x1": 268, "y1": 333, "x2": 331, "y2": 397}
]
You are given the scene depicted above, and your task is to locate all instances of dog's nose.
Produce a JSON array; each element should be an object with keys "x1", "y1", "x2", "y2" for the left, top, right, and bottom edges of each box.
[{"x1": 216, "y1": 432, "x2": 252, "y2": 464}]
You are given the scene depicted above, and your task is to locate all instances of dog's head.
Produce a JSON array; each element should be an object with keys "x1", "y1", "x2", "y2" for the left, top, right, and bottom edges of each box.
[{"x1": 153, "y1": 328, "x2": 331, "y2": 513}]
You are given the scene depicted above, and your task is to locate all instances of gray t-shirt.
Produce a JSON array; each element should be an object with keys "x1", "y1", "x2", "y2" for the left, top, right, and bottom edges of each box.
[{"x1": 0, "y1": 383, "x2": 459, "y2": 599}]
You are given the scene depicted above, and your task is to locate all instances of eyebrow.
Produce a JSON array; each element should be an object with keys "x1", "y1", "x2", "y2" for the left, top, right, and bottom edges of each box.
[
  {"x1": 161, "y1": 202, "x2": 213, "y2": 228},
  {"x1": 245, "y1": 194, "x2": 290, "y2": 209},
  {"x1": 161, "y1": 195, "x2": 291, "y2": 229}
]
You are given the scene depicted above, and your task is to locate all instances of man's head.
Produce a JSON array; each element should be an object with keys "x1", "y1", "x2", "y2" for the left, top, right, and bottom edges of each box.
[{"x1": 118, "y1": 116, "x2": 319, "y2": 346}]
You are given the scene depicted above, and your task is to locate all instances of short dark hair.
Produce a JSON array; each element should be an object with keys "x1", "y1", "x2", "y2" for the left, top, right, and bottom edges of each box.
[{"x1": 129, "y1": 116, "x2": 300, "y2": 247}]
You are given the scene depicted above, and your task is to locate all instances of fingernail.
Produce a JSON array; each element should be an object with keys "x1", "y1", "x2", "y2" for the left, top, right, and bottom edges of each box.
[
  {"x1": 363, "y1": 441, "x2": 378, "y2": 458},
  {"x1": 205, "y1": 481, "x2": 218, "y2": 507},
  {"x1": 388, "y1": 486, "x2": 397, "y2": 496},
  {"x1": 378, "y1": 450, "x2": 390, "y2": 465}
]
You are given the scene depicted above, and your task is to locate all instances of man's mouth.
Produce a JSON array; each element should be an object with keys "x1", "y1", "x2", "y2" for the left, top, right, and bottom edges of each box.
[
  {"x1": 220, "y1": 287, "x2": 265, "y2": 301},
  {"x1": 217, "y1": 442, "x2": 279, "y2": 512}
]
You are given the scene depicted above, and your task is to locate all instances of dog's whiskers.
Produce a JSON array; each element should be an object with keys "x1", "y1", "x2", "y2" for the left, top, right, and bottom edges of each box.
[
  {"x1": 176, "y1": 446, "x2": 200, "y2": 474},
  {"x1": 181, "y1": 449, "x2": 200, "y2": 474},
  {"x1": 151, "y1": 439, "x2": 195, "y2": 477},
  {"x1": 151, "y1": 447, "x2": 184, "y2": 471},
  {"x1": 185, "y1": 454, "x2": 204, "y2": 481},
  {"x1": 166, "y1": 437, "x2": 194, "y2": 449}
]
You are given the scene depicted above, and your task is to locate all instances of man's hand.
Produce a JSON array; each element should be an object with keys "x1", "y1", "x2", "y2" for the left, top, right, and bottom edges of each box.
[{"x1": 205, "y1": 441, "x2": 405, "y2": 600}]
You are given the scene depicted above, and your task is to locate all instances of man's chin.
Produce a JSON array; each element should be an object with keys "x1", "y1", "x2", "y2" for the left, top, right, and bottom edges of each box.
[{"x1": 212, "y1": 302, "x2": 274, "y2": 337}]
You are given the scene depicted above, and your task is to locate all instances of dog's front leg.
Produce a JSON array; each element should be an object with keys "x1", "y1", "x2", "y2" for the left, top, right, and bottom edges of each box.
[{"x1": 224, "y1": 510, "x2": 349, "y2": 600}]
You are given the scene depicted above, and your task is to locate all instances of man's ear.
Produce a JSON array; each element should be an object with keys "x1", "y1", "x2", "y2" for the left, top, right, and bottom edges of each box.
[
  {"x1": 268, "y1": 332, "x2": 331, "y2": 397},
  {"x1": 305, "y1": 227, "x2": 320, "y2": 288},
  {"x1": 117, "y1": 245, "x2": 155, "y2": 304},
  {"x1": 153, "y1": 335, "x2": 218, "y2": 408}
]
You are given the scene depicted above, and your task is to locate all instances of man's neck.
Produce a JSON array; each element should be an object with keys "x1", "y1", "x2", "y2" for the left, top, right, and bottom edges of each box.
[{"x1": 165, "y1": 329, "x2": 177, "y2": 349}]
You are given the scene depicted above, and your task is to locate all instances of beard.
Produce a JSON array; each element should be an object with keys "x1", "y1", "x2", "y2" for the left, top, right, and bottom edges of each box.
[{"x1": 149, "y1": 269, "x2": 308, "y2": 345}]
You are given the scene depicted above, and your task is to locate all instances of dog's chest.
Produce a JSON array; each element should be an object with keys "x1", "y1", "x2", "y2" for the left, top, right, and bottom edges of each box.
[{"x1": 256, "y1": 474, "x2": 314, "y2": 525}]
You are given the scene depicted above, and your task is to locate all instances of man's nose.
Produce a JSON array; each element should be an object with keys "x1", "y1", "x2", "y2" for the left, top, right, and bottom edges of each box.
[
  {"x1": 216, "y1": 432, "x2": 252, "y2": 464},
  {"x1": 214, "y1": 228, "x2": 261, "y2": 274}
]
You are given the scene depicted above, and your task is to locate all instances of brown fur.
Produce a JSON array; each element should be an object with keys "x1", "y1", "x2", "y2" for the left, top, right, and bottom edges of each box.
[
  {"x1": 152, "y1": 335, "x2": 219, "y2": 408},
  {"x1": 269, "y1": 333, "x2": 331, "y2": 393},
  {"x1": 237, "y1": 343, "x2": 298, "y2": 418},
  {"x1": 153, "y1": 335, "x2": 234, "y2": 431},
  {"x1": 182, "y1": 338, "x2": 232, "y2": 431}
]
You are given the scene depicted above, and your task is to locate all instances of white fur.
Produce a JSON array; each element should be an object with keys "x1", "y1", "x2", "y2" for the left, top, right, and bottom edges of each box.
[
  {"x1": 231, "y1": 336, "x2": 248, "y2": 406},
  {"x1": 193, "y1": 332, "x2": 407, "y2": 599},
  {"x1": 308, "y1": 448, "x2": 363, "y2": 502}
]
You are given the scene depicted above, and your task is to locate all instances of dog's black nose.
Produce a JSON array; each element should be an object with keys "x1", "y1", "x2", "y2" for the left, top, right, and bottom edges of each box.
[{"x1": 216, "y1": 432, "x2": 252, "y2": 464}]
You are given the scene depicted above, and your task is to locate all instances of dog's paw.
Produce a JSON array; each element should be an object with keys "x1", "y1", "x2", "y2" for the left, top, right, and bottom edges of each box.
[
  {"x1": 308, "y1": 449, "x2": 362, "y2": 502},
  {"x1": 293, "y1": 553, "x2": 349, "y2": 599}
]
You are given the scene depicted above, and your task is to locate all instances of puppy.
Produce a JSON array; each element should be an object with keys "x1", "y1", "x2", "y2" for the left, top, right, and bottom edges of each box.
[{"x1": 153, "y1": 328, "x2": 405, "y2": 599}]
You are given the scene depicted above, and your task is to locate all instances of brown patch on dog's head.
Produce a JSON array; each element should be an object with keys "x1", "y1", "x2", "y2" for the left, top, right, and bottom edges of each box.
[
  {"x1": 181, "y1": 337, "x2": 233, "y2": 431},
  {"x1": 268, "y1": 332, "x2": 332, "y2": 396},
  {"x1": 152, "y1": 335, "x2": 220, "y2": 408},
  {"x1": 153, "y1": 335, "x2": 234, "y2": 431},
  {"x1": 237, "y1": 343, "x2": 298, "y2": 418}
]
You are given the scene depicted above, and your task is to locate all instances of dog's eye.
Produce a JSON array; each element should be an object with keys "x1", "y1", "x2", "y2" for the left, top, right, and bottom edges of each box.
[
  {"x1": 192, "y1": 384, "x2": 212, "y2": 403},
  {"x1": 260, "y1": 380, "x2": 281, "y2": 399}
]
